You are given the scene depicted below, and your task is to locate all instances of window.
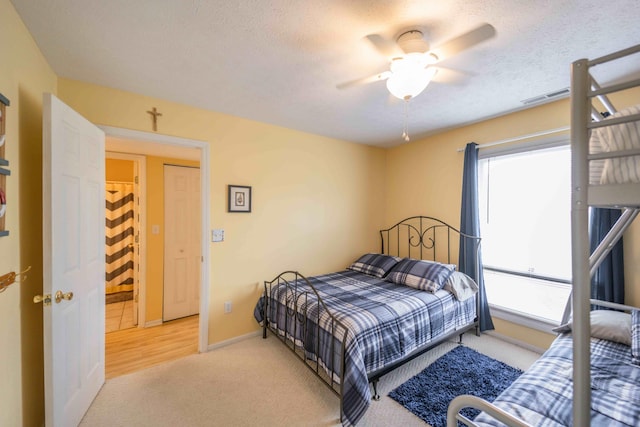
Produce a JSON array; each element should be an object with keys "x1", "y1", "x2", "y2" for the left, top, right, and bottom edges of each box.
[{"x1": 479, "y1": 143, "x2": 572, "y2": 325}]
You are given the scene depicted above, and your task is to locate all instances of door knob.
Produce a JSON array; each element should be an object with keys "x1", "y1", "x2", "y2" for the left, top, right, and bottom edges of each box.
[
  {"x1": 54, "y1": 290, "x2": 74, "y2": 304},
  {"x1": 33, "y1": 294, "x2": 52, "y2": 306}
]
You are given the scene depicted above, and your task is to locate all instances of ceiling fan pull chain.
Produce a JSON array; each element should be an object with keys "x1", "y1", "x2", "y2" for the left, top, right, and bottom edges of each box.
[{"x1": 402, "y1": 98, "x2": 410, "y2": 142}]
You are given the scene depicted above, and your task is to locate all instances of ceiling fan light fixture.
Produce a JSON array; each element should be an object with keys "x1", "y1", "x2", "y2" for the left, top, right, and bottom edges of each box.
[{"x1": 386, "y1": 54, "x2": 438, "y2": 100}]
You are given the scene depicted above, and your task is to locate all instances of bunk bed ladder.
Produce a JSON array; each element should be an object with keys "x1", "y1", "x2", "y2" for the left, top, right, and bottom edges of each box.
[{"x1": 584, "y1": 83, "x2": 640, "y2": 276}]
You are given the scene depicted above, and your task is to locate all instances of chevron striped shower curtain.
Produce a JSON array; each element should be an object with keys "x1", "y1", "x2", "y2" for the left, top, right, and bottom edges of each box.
[{"x1": 105, "y1": 182, "x2": 135, "y2": 296}]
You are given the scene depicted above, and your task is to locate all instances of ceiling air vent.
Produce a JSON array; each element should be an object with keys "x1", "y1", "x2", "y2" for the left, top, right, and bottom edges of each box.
[{"x1": 521, "y1": 87, "x2": 570, "y2": 105}]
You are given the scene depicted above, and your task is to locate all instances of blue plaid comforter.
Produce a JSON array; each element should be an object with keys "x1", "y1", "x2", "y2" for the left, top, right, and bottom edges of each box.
[
  {"x1": 474, "y1": 334, "x2": 640, "y2": 426},
  {"x1": 254, "y1": 269, "x2": 476, "y2": 426}
]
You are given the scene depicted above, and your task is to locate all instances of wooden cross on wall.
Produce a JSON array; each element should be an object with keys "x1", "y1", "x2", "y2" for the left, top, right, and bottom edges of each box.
[{"x1": 146, "y1": 107, "x2": 162, "y2": 132}]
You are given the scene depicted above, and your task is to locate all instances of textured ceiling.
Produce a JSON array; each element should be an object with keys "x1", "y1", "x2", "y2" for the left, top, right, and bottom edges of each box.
[{"x1": 11, "y1": 0, "x2": 640, "y2": 147}]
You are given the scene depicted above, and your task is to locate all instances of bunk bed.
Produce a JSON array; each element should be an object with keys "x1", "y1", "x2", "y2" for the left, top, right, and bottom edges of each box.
[
  {"x1": 447, "y1": 44, "x2": 640, "y2": 426},
  {"x1": 253, "y1": 216, "x2": 482, "y2": 426}
]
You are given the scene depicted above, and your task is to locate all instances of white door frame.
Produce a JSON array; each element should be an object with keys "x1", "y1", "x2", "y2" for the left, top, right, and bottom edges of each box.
[
  {"x1": 105, "y1": 151, "x2": 146, "y2": 327},
  {"x1": 100, "y1": 126, "x2": 210, "y2": 353}
]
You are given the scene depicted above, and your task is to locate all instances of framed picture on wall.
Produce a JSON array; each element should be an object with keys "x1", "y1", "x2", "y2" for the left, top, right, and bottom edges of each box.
[
  {"x1": 228, "y1": 185, "x2": 251, "y2": 213},
  {"x1": 0, "y1": 93, "x2": 9, "y2": 237}
]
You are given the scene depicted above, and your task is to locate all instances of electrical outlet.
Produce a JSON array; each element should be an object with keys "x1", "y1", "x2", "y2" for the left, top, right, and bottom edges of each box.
[{"x1": 224, "y1": 301, "x2": 232, "y2": 313}]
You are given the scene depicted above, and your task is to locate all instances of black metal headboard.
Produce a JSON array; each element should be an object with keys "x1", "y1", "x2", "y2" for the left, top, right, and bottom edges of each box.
[{"x1": 379, "y1": 216, "x2": 480, "y2": 265}]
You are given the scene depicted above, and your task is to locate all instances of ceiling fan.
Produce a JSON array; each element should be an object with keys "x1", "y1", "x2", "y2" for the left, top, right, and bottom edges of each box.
[{"x1": 337, "y1": 23, "x2": 496, "y2": 101}]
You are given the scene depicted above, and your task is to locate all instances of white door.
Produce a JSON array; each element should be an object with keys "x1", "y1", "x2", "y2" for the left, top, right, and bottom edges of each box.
[
  {"x1": 163, "y1": 165, "x2": 201, "y2": 321},
  {"x1": 42, "y1": 93, "x2": 105, "y2": 426}
]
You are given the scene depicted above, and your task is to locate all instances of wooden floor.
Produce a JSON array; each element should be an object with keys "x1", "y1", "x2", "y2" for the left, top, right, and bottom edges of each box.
[{"x1": 106, "y1": 315, "x2": 199, "y2": 379}]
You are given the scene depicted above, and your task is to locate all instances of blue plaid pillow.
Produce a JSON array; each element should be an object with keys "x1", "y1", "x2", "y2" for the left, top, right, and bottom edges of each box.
[
  {"x1": 348, "y1": 253, "x2": 402, "y2": 278},
  {"x1": 385, "y1": 258, "x2": 455, "y2": 292},
  {"x1": 632, "y1": 310, "x2": 640, "y2": 365}
]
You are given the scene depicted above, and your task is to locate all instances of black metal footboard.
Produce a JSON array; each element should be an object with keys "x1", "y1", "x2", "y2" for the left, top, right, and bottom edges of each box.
[{"x1": 261, "y1": 270, "x2": 349, "y2": 421}]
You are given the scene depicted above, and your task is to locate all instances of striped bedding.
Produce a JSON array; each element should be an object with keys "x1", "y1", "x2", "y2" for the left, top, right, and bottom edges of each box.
[
  {"x1": 254, "y1": 269, "x2": 476, "y2": 426},
  {"x1": 589, "y1": 104, "x2": 640, "y2": 185},
  {"x1": 474, "y1": 333, "x2": 640, "y2": 426}
]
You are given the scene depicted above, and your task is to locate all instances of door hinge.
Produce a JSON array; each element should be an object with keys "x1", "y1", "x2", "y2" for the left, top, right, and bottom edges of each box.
[{"x1": 135, "y1": 175, "x2": 139, "y2": 184}]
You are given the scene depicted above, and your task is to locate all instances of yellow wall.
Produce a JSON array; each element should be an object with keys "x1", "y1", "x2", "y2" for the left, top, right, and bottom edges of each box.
[
  {"x1": 57, "y1": 78, "x2": 388, "y2": 344},
  {"x1": 493, "y1": 318, "x2": 556, "y2": 349},
  {"x1": 106, "y1": 158, "x2": 134, "y2": 182},
  {"x1": 145, "y1": 156, "x2": 199, "y2": 321},
  {"x1": 385, "y1": 88, "x2": 640, "y2": 345},
  {"x1": 0, "y1": 1, "x2": 58, "y2": 426}
]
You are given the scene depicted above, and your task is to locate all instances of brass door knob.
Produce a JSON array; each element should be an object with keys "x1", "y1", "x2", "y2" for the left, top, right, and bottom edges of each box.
[
  {"x1": 54, "y1": 290, "x2": 74, "y2": 304},
  {"x1": 33, "y1": 294, "x2": 52, "y2": 306}
]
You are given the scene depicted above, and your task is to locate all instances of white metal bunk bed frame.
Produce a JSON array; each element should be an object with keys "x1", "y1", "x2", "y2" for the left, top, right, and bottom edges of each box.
[
  {"x1": 446, "y1": 43, "x2": 640, "y2": 427},
  {"x1": 569, "y1": 43, "x2": 640, "y2": 427}
]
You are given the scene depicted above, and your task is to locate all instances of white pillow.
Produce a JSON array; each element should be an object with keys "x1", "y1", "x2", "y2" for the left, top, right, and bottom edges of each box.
[
  {"x1": 443, "y1": 271, "x2": 478, "y2": 301},
  {"x1": 552, "y1": 310, "x2": 631, "y2": 346}
]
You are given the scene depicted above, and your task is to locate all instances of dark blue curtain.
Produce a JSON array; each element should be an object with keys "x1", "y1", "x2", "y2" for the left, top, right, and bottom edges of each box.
[
  {"x1": 460, "y1": 142, "x2": 494, "y2": 331},
  {"x1": 590, "y1": 207, "x2": 624, "y2": 304}
]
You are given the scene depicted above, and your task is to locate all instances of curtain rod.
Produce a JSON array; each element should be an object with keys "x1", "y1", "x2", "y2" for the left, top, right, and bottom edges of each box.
[{"x1": 455, "y1": 126, "x2": 570, "y2": 152}]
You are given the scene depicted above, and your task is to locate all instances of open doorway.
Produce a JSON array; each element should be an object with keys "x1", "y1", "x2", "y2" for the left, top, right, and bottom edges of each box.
[
  {"x1": 105, "y1": 152, "x2": 144, "y2": 333},
  {"x1": 101, "y1": 127, "x2": 210, "y2": 378}
]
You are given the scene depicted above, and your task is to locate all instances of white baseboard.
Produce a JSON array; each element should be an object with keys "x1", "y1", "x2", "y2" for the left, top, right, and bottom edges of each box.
[
  {"x1": 145, "y1": 319, "x2": 162, "y2": 328},
  {"x1": 206, "y1": 330, "x2": 262, "y2": 352},
  {"x1": 484, "y1": 330, "x2": 546, "y2": 354}
]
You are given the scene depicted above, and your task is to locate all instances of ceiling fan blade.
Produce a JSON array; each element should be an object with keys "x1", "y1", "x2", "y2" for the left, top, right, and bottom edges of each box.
[
  {"x1": 365, "y1": 34, "x2": 405, "y2": 58},
  {"x1": 428, "y1": 23, "x2": 496, "y2": 62},
  {"x1": 336, "y1": 71, "x2": 391, "y2": 90}
]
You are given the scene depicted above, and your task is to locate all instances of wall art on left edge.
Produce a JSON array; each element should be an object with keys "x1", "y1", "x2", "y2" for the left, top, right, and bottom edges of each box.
[{"x1": 0, "y1": 93, "x2": 10, "y2": 237}]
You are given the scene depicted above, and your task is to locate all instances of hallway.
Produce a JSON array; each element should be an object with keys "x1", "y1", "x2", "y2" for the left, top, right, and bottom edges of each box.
[
  {"x1": 106, "y1": 315, "x2": 199, "y2": 379},
  {"x1": 106, "y1": 300, "x2": 136, "y2": 333}
]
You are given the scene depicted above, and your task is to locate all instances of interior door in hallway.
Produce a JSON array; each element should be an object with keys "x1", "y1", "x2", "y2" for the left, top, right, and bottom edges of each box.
[{"x1": 163, "y1": 165, "x2": 201, "y2": 321}]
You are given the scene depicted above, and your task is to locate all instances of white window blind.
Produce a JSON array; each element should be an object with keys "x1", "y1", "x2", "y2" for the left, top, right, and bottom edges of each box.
[{"x1": 478, "y1": 142, "x2": 571, "y2": 323}]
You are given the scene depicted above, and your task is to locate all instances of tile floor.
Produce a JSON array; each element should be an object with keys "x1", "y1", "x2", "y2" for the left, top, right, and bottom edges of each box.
[{"x1": 106, "y1": 300, "x2": 137, "y2": 333}]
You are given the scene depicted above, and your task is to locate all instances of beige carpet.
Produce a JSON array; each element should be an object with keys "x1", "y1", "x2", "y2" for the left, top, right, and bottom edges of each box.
[{"x1": 80, "y1": 331, "x2": 540, "y2": 427}]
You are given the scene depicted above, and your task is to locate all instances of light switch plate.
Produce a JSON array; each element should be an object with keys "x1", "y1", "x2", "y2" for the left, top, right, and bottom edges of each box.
[{"x1": 212, "y1": 229, "x2": 224, "y2": 242}]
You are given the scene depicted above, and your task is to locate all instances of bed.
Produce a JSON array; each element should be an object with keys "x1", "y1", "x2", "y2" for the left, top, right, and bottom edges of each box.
[
  {"x1": 450, "y1": 305, "x2": 640, "y2": 427},
  {"x1": 447, "y1": 43, "x2": 640, "y2": 427},
  {"x1": 253, "y1": 216, "x2": 483, "y2": 426}
]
